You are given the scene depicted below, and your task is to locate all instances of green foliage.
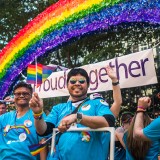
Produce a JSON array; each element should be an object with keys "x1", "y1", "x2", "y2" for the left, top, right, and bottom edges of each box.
[{"x1": 0, "y1": 0, "x2": 58, "y2": 50}]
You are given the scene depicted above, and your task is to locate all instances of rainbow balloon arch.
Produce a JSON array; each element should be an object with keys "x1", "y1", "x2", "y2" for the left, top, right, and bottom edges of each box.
[{"x1": 0, "y1": 0, "x2": 160, "y2": 99}]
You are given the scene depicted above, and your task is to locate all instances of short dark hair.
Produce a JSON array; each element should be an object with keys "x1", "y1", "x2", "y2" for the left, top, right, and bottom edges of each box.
[
  {"x1": 67, "y1": 68, "x2": 90, "y2": 86},
  {"x1": 0, "y1": 101, "x2": 6, "y2": 106},
  {"x1": 13, "y1": 82, "x2": 33, "y2": 94}
]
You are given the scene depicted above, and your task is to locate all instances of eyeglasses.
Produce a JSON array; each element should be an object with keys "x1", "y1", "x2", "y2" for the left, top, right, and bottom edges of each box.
[
  {"x1": 14, "y1": 92, "x2": 31, "y2": 98},
  {"x1": 69, "y1": 79, "x2": 86, "y2": 84}
]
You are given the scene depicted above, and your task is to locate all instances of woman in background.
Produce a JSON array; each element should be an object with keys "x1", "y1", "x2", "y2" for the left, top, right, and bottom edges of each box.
[{"x1": 123, "y1": 112, "x2": 160, "y2": 160}]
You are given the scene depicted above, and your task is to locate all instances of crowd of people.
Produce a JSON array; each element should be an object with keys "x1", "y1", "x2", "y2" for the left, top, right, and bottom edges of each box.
[{"x1": 0, "y1": 65, "x2": 159, "y2": 160}]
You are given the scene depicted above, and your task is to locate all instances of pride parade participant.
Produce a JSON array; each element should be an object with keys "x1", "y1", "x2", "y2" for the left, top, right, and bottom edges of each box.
[
  {"x1": 0, "y1": 82, "x2": 47, "y2": 159},
  {"x1": 132, "y1": 97, "x2": 160, "y2": 159},
  {"x1": 134, "y1": 96, "x2": 160, "y2": 140},
  {"x1": 114, "y1": 112, "x2": 133, "y2": 160},
  {"x1": 30, "y1": 66, "x2": 121, "y2": 160}
]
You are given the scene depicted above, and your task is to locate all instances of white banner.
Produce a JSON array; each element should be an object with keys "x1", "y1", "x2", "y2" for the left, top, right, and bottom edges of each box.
[{"x1": 34, "y1": 49, "x2": 158, "y2": 98}]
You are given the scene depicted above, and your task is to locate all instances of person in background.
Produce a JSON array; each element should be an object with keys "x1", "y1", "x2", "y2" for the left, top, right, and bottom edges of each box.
[
  {"x1": 124, "y1": 97, "x2": 160, "y2": 159},
  {"x1": 3, "y1": 95, "x2": 16, "y2": 112},
  {"x1": 4, "y1": 96, "x2": 15, "y2": 104},
  {"x1": 0, "y1": 82, "x2": 47, "y2": 159},
  {"x1": 114, "y1": 112, "x2": 133, "y2": 160},
  {"x1": 133, "y1": 97, "x2": 160, "y2": 159},
  {"x1": 29, "y1": 66, "x2": 120, "y2": 160},
  {"x1": 0, "y1": 101, "x2": 7, "y2": 115}
]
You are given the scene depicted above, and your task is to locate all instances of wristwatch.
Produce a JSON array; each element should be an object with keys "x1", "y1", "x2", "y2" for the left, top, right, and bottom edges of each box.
[
  {"x1": 76, "y1": 112, "x2": 83, "y2": 123},
  {"x1": 112, "y1": 81, "x2": 119, "y2": 86}
]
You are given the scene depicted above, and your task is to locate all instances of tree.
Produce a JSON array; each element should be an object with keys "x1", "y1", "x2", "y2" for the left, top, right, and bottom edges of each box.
[{"x1": 0, "y1": 0, "x2": 58, "y2": 50}]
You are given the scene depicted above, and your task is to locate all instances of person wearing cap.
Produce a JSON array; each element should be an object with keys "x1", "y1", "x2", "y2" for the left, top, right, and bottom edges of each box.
[
  {"x1": 29, "y1": 66, "x2": 121, "y2": 160},
  {"x1": 0, "y1": 101, "x2": 7, "y2": 115}
]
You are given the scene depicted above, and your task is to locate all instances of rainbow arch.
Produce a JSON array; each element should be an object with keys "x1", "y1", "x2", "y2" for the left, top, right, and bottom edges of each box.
[{"x1": 0, "y1": 0, "x2": 160, "y2": 98}]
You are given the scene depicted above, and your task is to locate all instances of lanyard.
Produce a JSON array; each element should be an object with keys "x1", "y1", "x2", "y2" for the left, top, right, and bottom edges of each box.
[
  {"x1": 71, "y1": 97, "x2": 89, "y2": 114},
  {"x1": 56, "y1": 97, "x2": 89, "y2": 145}
]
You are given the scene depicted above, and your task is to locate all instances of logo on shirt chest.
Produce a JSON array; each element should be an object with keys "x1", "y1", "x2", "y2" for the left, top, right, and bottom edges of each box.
[
  {"x1": 100, "y1": 99, "x2": 108, "y2": 106},
  {"x1": 81, "y1": 104, "x2": 91, "y2": 111}
]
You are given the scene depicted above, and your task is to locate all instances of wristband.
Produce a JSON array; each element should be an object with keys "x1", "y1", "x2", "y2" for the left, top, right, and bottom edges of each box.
[
  {"x1": 33, "y1": 111, "x2": 43, "y2": 120},
  {"x1": 112, "y1": 81, "x2": 119, "y2": 86},
  {"x1": 34, "y1": 114, "x2": 43, "y2": 120},
  {"x1": 137, "y1": 106, "x2": 146, "y2": 110},
  {"x1": 33, "y1": 110, "x2": 43, "y2": 116},
  {"x1": 136, "y1": 108, "x2": 146, "y2": 112},
  {"x1": 136, "y1": 110, "x2": 146, "y2": 113}
]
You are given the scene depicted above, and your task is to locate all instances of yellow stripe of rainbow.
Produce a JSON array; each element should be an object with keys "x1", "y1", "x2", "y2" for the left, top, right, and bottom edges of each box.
[{"x1": 10, "y1": 125, "x2": 30, "y2": 134}]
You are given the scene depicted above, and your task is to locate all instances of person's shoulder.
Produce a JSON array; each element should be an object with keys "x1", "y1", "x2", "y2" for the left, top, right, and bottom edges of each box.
[
  {"x1": 51, "y1": 102, "x2": 69, "y2": 109},
  {"x1": 156, "y1": 116, "x2": 160, "y2": 119},
  {"x1": 90, "y1": 94, "x2": 108, "y2": 105},
  {"x1": 89, "y1": 93, "x2": 104, "y2": 100},
  {"x1": 5, "y1": 110, "x2": 15, "y2": 115},
  {"x1": 0, "y1": 110, "x2": 15, "y2": 118},
  {"x1": 151, "y1": 116, "x2": 160, "y2": 123}
]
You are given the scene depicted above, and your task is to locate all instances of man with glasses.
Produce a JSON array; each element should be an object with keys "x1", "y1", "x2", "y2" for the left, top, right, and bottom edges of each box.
[
  {"x1": 30, "y1": 66, "x2": 121, "y2": 160},
  {"x1": 0, "y1": 82, "x2": 47, "y2": 159}
]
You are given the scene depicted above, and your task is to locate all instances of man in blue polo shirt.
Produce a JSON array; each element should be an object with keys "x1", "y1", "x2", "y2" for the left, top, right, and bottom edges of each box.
[
  {"x1": 0, "y1": 82, "x2": 47, "y2": 159},
  {"x1": 30, "y1": 66, "x2": 120, "y2": 160}
]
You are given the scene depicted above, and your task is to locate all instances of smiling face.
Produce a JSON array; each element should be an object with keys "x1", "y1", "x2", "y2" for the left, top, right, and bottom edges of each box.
[
  {"x1": 14, "y1": 87, "x2": 32, "y2": 107},
  {"x1": 67, "y1": 74, "x2": 89, "y2": 101}
]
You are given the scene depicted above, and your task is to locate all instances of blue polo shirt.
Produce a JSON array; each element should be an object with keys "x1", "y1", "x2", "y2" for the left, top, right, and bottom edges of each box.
[
  {"x1": 0, "y1": 109, "x2": 45, "y2": 159},
  {"x1": 45, "y1": 98, "x2": 114, "y2": 160}
]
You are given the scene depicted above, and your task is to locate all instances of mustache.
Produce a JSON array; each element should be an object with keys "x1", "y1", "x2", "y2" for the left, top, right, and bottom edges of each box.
[{"x1": 71, "y1": 86, "x2": 83, "y2": 90}]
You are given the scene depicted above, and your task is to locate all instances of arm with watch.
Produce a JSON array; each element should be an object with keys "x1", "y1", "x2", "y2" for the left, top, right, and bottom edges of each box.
[
  {"x1": 29, "y1": 92, "x2": 110, "y2": 134},
  {"x1": 49, "y1": 67, "x2": 119, "y2": 133},
  {"x1": 58, "y1": 112, "x2": 110, "y2": 132}
]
